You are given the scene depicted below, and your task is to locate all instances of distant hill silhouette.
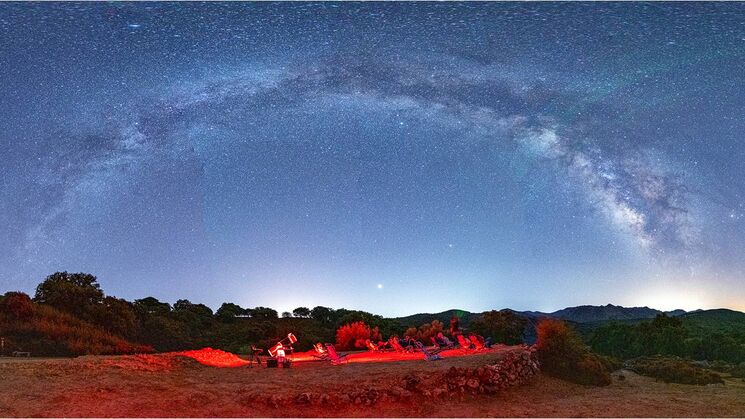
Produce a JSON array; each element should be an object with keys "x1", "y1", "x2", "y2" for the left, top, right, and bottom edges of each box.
[
  {"x1": 393, "y1": 309, "x2": 482, "y2": 328},
  {"x1": 394, "y1": 305, "x2": 745, "y2": 346},
  {"x1": 395, "y1": 304, "x2": 744, "y2": 328},
  {"x1": 680, "y1": 308, "x2": 745, "y2": 336},
  {"x1": 543, "y1": 304, "x2": 684, "y2": 323}
]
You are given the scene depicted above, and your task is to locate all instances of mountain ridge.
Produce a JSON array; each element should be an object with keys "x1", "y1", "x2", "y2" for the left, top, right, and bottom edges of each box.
[{"x1": 395, "y1": 304, "x2": 740, "y2": 325}]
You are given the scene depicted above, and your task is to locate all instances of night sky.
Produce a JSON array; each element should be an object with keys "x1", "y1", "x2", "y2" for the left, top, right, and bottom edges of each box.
[{"x1": 2, "y1": 2, "x2": 744, "y2": 316}]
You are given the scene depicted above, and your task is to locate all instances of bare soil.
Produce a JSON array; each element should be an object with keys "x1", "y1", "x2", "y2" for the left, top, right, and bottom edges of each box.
[{"x1": 1, "y1": 349, "x2": 744, "y2": 417}]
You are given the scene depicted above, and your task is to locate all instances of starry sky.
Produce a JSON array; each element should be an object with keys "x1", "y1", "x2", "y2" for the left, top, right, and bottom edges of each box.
[{"x1": 1, "y1": 2, "x2": 744, "y2": 316}]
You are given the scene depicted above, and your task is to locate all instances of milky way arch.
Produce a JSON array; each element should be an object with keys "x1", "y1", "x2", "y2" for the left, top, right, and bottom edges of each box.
[{"x1": 26, "y1": 56, "x2": 698, "y2": 260}]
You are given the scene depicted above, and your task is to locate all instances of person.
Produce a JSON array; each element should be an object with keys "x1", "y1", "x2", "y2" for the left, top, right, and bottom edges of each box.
[
  {"x1": 276, "y1": 344, "x2": 285, "y2": 361},
  {"x1": 400, "y1": 336, "x2": 415, "y2": 352},
  {"x1": 450, "y1": 316, "x2": 461, "y2": 336},
  {"x1": 248, "y1": 345, "x2": 263, "y2": 368}
]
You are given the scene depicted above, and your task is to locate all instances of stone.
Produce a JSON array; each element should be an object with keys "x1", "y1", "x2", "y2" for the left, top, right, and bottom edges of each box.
[{"x1": 295, "y1": 392, "x2": 311, "y2": 405}]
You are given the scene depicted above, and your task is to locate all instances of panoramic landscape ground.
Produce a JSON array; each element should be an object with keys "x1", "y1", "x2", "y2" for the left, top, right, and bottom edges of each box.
[{"x1": 1, "y1": 347, "x2": 744, "y2": 418}]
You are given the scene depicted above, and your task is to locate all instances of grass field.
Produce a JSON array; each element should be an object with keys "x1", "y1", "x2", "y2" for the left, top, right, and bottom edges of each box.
[{"x1": 1, "y1": 348, "x2": 745, "y2": 417}]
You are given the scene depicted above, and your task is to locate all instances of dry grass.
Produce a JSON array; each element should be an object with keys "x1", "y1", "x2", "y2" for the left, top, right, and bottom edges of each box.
[{"x1": 1, "y1": 349, "x2": 744, "y2": 417}]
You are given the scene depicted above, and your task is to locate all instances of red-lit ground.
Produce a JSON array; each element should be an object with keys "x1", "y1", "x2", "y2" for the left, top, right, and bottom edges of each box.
[
  {"x1": 175, "y1": 346, "x2": 503, "y2": 367},
  {"x1": 2, "y1": 348, "x2": 745, "y2": 417},
  {"x1": 177, "y1": 348, "x2": 249, "y2": 367}
]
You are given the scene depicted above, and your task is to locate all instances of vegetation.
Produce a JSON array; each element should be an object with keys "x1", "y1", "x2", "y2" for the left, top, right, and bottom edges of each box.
[
  {"x1": 0, "y1": 291, "x2": 152, "y2": 356},
  {"x1": 336, "y1": 321, "x2": 381, "y2": 350},
  {"x1": 536, "y1": 318, "x2": 612, "y2": 386},
  {"x1": 0, "y1": 272, "x2": 413, "y2": 356},
  {"x1": 589, "y1": 313, "x2": 745, "y2": 364},
  {"x1": 469, "y1": 310, "x2": 527, "y2": 345},
  {"x1": 404, "y1": 319, "x2": 444, "y2": 344},
  {"x1": 628, "y1": 356, "x2": 724, "y2": 385},
  {"x1": 4, "y1": 269, "x2": 745, "y2": 381}
]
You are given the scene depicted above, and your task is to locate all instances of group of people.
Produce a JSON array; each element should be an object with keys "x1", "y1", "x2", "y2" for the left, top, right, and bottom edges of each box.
[{"x1": 364, "y1": 331, "x2": 493, "y2": 353}]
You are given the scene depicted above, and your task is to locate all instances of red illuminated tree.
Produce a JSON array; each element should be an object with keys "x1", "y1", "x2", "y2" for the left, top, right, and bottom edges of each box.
[
  {"x1": 335, "y1": 321, "x2": 381, "y2": 350},
  {"x1": 0, "y1": 292, "x2": 34, "y2": 319}
]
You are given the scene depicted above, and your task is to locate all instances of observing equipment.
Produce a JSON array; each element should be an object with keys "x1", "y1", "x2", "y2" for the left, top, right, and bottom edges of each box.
[
  {"x1": 267, "y1": 333, "x2": 296, "y2": 368},
  {"x1": 268, "y1": 333, "x2": 297, "y2": 357}
]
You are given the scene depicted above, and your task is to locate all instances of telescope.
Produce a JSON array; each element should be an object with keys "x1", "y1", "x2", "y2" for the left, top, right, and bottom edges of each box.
[{"x1": 268, "y1": 333, "x2": 297, "y2": 358}]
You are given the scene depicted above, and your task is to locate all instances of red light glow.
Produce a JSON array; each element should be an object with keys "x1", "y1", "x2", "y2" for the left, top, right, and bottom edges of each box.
[
  {"x1": 176, "y1": 346, "x2": 495, "y2": 368},
  {"x1": 177, "y1": 348, "x2": 249, "y2": 368}
]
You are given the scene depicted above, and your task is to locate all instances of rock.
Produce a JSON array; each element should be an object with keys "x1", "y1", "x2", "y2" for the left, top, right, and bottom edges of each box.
[
  {"x1": 483, "y1": 384, "x2": 498, "y2": 394},
  {"x1": 365, "y1": 388, "x2": 379, "y2": 402},
  {"x1": 403, "y1": 373, "x2": 421, "y2": 390},
  {"x1": 265, "y1": 395, "x2": 281, "y2": 408},
  {"x1": 295, "y1": 393, "x2": 311, "y2": 405}
]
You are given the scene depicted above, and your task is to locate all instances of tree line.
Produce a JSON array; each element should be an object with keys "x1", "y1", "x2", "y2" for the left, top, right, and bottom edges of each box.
[
  {"x1": 0, "y1": 271, "x2": 527, "y2": 356},
  {"x1": 589, "y1": 313, "x2": 745, "y2": 364}
]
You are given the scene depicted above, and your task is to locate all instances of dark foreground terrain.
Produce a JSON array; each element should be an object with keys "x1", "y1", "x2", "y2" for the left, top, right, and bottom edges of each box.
[{"x1": 1, "y1": 349, "x2": 744, "y2": 417}]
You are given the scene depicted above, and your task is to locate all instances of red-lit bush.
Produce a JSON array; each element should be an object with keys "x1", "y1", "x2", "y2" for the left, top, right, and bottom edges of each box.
[
  {"x1": 0, "y1": 292, "x2": 34, "y2": 319},
  {"x1": 536, "y1": 318, "x2": 611, "y2": 386},
  {"x1": 335, "y1": 321, "x2": 381, "y2": 350},
  {"x1": 404, "y1": 320, "x2": 445, "y2": 345}
]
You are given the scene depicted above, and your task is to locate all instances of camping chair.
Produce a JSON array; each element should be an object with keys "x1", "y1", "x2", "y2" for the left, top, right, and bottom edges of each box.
[
  {"x1": 324, "y1": 343, "x2": 349, "y2": 365},
  {"x1": 432, "y1": 333, "x2": 447, "y2": 350},
  {"x1": 377, "y1": 340, "x2": 394, "y2": 351},
  {"x1": 437, "y1": 334, "x2": 456, "y2": 350},
  {"x1": 457, "y1": 334, "x2": 475, "y2": 350},
  {"x1": 413, "y1": 340, "x2": 442, "y2": 361},
  {"x1": 389, "y1": 337, "x2": 412, "y2": 353},
  {"x1": 468, "y1": 334, "x2": 485, "y2": 351},
  {"x1": 365, "y1": 339, "x2": 379, "y2": 352},
  {"x1": 312, "y1": 342, "x2": 330, "y2": 360}
]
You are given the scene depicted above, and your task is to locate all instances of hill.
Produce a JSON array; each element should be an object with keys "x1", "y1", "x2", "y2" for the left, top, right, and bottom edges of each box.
[
  {"x1": 393, "y1": 305, "x2": 700, "y2": 333},
  {"x1": 393, "y1": 309, "x2": 482, "y2": 329},
  {"x1": 545, "y1": 304, "x2": 686, "y2": 323},
  {"x1": 680, "y1": 308, "x2": 745, "y2": 337},
  {"x1": 0, "y1": 292, "x2": 152, "y2": 356}
]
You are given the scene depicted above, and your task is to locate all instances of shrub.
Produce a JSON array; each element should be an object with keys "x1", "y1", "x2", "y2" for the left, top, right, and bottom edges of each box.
[
  {"x1": 335, "y1": 321, "x2": 381, "y2": 350},
  {"x1": 536, "y1": 318, "x2": 611, "y2": 386},
  {"x1": 0, "y1": 292, "x2": 34, "y2": 319},
  {"x1": 404, "y1": 320, "x2": 446, "y2": 345},
  {"x1": 629, "y1": 356, "x2": 724, "y2": 385},
  {"x1": 469, "y1": 310, "x2": 526, "y2": 345}
]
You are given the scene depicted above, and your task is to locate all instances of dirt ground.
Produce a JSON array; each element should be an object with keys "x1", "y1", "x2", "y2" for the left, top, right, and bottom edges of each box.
[{"x1": 1, "y1": 349, "x2": 745, "y2": 417}]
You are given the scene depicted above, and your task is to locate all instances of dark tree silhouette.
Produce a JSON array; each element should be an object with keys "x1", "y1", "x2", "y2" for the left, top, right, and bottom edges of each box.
[
  {"x1": 469, "y1": 310, "x2": 527, "y2": 345},
  {"x1": 34, "y1": 272, "x2": 103, "y2": 320},
  {"x1": 134, "y1": 297, "x2": 172, "y2": 315},
  {"x1": 292, "y1": 307, "x2": 311, "y2": 318},
  {"x1": 216, "y1": 302, "x2": 245, "y2": 322}
]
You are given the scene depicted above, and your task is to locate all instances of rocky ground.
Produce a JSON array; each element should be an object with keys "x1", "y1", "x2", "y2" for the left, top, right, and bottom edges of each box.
[{"x1": 1, "y1": 346, "x2": 744, "y2": 417}]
